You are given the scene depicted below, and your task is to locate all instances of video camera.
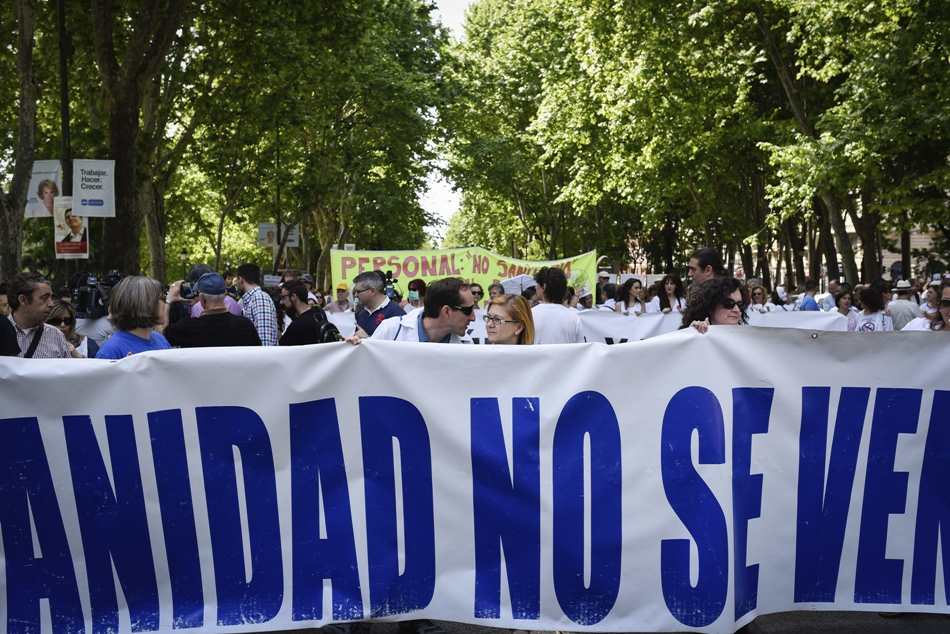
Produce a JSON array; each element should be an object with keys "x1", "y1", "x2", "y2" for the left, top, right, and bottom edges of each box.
[
  {"x1": 72, "y1": 270, "x2": 122, "y2": 319},
  {"x1": 384, "y1": 270, "x2": 397, "y2": 299}
]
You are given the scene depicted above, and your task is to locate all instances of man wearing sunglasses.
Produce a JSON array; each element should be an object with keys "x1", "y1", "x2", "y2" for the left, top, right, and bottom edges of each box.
[{"x1": 350, "y1": 277, "x2": 475, "y2": 344}]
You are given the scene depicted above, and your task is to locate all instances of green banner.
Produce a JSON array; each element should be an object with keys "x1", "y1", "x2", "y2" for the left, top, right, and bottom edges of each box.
[{"x1": 330, "y1": 247, "x2": 597, "y2": 296}]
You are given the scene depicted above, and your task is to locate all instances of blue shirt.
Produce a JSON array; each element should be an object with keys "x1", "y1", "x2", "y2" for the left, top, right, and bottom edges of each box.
[
  {"x1": 356, "y1": 297, "x2": 405, "y2": 336},
  {"x1": 800, "y1": 295, "x2": 820, "y2": 311},
  {"x1": 96, "y1": 330, "x2": 171, "y2": 359}
]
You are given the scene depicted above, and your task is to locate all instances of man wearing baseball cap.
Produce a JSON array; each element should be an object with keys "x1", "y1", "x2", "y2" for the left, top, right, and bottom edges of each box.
[
  {"x1": 162, "y1": 273, "x2": 261, "y2": 347},
  {"x1": 325, "y1": 282, "x2": 354, "y2": 313}
]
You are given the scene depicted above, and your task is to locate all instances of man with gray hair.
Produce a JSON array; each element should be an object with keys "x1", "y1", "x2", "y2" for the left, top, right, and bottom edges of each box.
[
  {"x1": 352, "y1": 271, "x2": 405, "y2": 338},
  {"x1": 162, "y1": 273, "x2": 261, "y2": 348}
]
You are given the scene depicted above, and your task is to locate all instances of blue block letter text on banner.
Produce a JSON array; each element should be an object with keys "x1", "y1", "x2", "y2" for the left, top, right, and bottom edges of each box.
[
  {"x1": 360, "y1": 397, "x2": 436, "y2": 617},
  {"x1": 794, "y1": 387, "x2": 869, "y2": 603},
  {"x1": 855, "y1": 388, "x2": 921, "y2": 604},
  {"x1": 552, "y1": 391, "x2": 622, "y2": 625},
  {"x1": 64, "y1": 415, "x2": 159, "y2": 632},
  {"x1": 291, "y1": 399, "x2": 363, "y2": 622},
  {"x1": 0, "y1": 417, "x2": 84, "y2": 633},
  {"x1": 471, "y1": 397, "x2": 541, "y2": 620},
  {"x1": 660, "y1": 387, "x2": 728, "y2": 628},
  {"x1": 197, "y1": 406, "x2": 283, "y2": 625}
]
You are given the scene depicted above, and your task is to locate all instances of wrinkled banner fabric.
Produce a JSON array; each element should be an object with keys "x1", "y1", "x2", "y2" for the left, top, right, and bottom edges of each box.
[{"x1": 0, "y1": 327, "x2": 947, "y2": 634}]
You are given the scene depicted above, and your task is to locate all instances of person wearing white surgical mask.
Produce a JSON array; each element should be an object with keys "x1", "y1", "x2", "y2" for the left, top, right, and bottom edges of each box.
[{"x1": 400, "y1": 278, "x2": 426, "y2": 310}]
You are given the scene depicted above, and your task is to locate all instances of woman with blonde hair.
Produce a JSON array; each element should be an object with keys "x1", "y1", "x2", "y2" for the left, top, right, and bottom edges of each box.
[
  {"x1": 484, "y1": 294, "x2": 535, "y2": 345},
  {"x1": 46, "y1": 299, "x2": 98, "y2": 358}
]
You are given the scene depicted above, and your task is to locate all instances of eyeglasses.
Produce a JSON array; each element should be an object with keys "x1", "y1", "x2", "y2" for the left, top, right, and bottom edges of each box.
[
  {"x1": 451, "y1": 304, "x2": 476, "y2": 315},
  {"x1": 353, "y1": 287, "x2": 373, "y2": 295},
  {"x1": 721, "y1": 298, "x2": 744, "y2": 310},
  {"x1": 48, "y1": 317, "x2": 74, "y2": 326},
  {"x1": 314, "y1": 296, "x2": 323, "y2": 302},
  {"x1": 279, "y1": 294, "x2": 292, "y2": 302},
  {"x1": 483, "y1": 314, "x2": 518, "y2": 326},
  {"x1": 471, "y1": 290, "x2": 483, "y2": 297}
]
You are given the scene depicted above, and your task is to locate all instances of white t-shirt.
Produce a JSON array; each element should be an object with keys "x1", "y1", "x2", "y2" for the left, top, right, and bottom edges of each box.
[
  {"x1": 531, "y1": 302, "x2": 584, "y2": 344},
  {"x1": 647, "y1": 295, "x2": 687, "y2": 313},
  {"x1": 901, "y1": 317, "x2": 942, "y2": 331},
  {"x1": 618, "y1": 300, "x2": 646, "y2": 316},
  {"x1": 848, "y1": 310, "x2": 893, "y2": 332}
]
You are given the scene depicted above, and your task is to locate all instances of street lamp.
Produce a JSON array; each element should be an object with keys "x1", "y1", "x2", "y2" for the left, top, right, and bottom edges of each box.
[{"x1": 179, "y1": 249, "x2": 187, "y2": 280}]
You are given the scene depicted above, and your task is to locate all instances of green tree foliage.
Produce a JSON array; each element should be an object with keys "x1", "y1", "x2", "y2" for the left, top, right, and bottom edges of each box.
[{"x1": 444, "y1": 0, "x2": 950, "y2": 283}]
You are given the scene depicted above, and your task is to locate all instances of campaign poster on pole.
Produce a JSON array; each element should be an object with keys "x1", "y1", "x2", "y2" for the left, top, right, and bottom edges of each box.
[
  {"x1": 257, "y1": 223, "x2": 300, "y2": 247},
  {"x1": 53, "y1": 196, "x2": 89, "y2": 259},
  {"x1": 23, "y1": 160, "x2": 62, "y2": 217},
  {"x1": 72, "y1": 159, "x2": 116, "y2": 217}
]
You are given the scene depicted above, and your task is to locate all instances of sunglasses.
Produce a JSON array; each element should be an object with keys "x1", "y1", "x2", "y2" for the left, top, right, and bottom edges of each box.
[
  {"x1": 48, "y1": 317, "x2": 74, "y2": 326},
  {"x1": 451, "y1": 304, "x2": 476, "y2": 315},
  {"x1": 941, "y1": 299, "x2": 950, "y2": 307},
  {"x1": 471, "y1": 290, "x2": 483, "y2": 296},
  {"x1": 721, "y1": 298, "x2": 744, "y2": 310}
]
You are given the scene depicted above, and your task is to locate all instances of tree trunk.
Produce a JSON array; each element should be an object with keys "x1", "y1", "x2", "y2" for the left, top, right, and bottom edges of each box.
[
  {"x1": 741, "y1": 243, "x2": 754, "y2": 283},
  {"x1": 101, "y1": 98, "x2": 143, "y2": 274},
  {"x1": 901, "y1": 219, "x2": 911, "y2": 281},
  {"x1": 0, "y1": 0, "x2": 40, "y2": 280},
  {"x1": 819, "y1": 208, "x2": 839, "y2": 282},
  {"x1": 140, "y1": 180, "x2": 168, "y2": 283}
]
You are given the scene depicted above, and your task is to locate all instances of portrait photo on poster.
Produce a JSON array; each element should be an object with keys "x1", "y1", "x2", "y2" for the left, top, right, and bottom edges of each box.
[
  {"x1": 53, "y1": 196, "x2": 89, "y2": 259},
  {"x1": 23, "y1": 160, "x2": 62, "y2": 218}
]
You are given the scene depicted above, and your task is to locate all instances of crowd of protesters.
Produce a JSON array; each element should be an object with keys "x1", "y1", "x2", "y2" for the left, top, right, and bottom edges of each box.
[{"x1": 2, "y1": 248, "x2": 949, "y2": 358}]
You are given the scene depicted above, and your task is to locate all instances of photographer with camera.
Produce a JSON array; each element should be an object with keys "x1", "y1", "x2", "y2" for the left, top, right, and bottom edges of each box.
[
  {"x1": 73, "y1": 270, "x2": 121, "y2": 346},
  {"x1": 161, "y1": 273, "x2": 261, "y2": 348}
]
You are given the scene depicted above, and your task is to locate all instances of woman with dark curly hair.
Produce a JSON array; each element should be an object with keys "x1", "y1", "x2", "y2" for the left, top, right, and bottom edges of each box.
[
  {"x1": 647, "y1": 274, "x2": 687, "y2": 314},
  {"x1": 679, "y1": 277, "x2": 747, "y2": 333}
]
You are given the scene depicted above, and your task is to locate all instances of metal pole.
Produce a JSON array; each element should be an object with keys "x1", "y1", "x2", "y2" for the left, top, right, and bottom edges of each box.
[{"x1": 57, "y1": 0, "x2": 72, "y2": 195}]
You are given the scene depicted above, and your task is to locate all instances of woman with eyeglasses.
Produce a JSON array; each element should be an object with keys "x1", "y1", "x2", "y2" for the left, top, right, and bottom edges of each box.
[
  {"x1": 747, "y1": 284, "x2": 769, "y2": 314},
  {"x1": 901, "y1": 282, "x2": 950, "y2": 331},
  {"x1": 616, "y1": 278, "x2": 647, "y2": 316},
  {"x1": 46, "y1": 299, "x2": 98, "y2": 358},
  {"x1": 680, "y1": 277, "x2": 748, "y2": 333},
  {"x1": 470, "y1": 283, "x2": 485, "y2": 308},
  {"x1": 484, "y1": 294, "x2": 535, "y2": 345}
]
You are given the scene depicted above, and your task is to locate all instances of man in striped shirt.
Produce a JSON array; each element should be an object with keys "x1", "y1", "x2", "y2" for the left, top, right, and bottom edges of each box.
[
  {"x1": 236, "y1": 263, "x2": 279, "y2": 346},
  {"x1": 6, "y1": 273, "x2": 71, "y2": 358}
]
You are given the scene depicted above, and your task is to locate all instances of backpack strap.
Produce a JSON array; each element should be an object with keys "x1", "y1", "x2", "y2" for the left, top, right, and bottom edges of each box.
[{"x1": 24, "y1": 325, "x2": 44, "y2": 358}]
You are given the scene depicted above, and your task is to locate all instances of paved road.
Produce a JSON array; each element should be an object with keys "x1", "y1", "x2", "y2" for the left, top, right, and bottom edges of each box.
[{"x1": 353, "y1": 611, "x2": 950, "y2": 634}]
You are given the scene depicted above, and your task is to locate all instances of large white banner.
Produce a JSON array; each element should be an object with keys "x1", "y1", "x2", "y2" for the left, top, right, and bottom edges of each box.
[
  {"x1": 1, "y1": 329, "x2": 947, "y2": 634},
  {"x1": 73, "y1": 159, "x2": 116, "y2": 217},
  {"x1": 23, "y1": 159, "x2": 62, "y2": 217}
]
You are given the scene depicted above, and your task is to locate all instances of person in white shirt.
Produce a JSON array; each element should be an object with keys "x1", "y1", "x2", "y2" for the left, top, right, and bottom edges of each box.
[
  {"x1": 647, "y1": 274, "x2": 687, "y2": 314},
  {"x1": 531, "y1": 267, "x2": 583, "y2": 344}
]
